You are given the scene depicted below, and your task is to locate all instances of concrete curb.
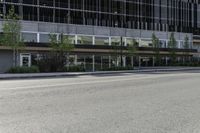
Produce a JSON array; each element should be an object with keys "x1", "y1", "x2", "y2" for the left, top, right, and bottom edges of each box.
[{"x1": 0, "y1": 67, "x2": 200, "y2": 80}]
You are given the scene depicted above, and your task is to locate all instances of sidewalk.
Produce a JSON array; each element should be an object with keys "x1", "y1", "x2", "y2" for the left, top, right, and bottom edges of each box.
[{"x1": 0, "y1": 67, "x2": 200, "y2": 80}]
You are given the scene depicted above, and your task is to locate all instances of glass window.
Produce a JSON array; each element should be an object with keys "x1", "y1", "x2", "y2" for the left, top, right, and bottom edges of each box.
[
  {"x1": 39, "y1": 0, "x2": 53, "y2": 6},
  {"x1": 159, "y1": 40, "x2": 167, "y2": 48},
  {"x1": 77, "y1": 36, "x2": 93, "y2": 45},
  {"x1": 23, "y1": 6, "x2": 38, "y2": 21},
  {"x1": 126, "y1": 38, "x2": 138, "y2": 47},
  {"x1": 22, "y1": 33, "x2": 37, "y2": 42},
  {"x1": 58, "y1": 34, "x2": 76, "y2": 44},
  {"x1": 139, "y1": 39, "x2": 152, "y2": 47},
  {"x1": 102, "y1": 56, "x2": 109, "y2": 69},
  {"x1": 23, "y1": 0, "x2": 37, "y2": 5},
  {"x1": 111, "y1": 37, "x2": 125, "y2": 46},
  {"x1": 55, "y1": 0, "x2": 68, "y2": 8},
  {"x1": 39, "y1": 34, "x2": 50, "y2": 43},
  {"x1": 39, "y1": 8, "x2": 53, "y2": 22},
  {"x1": 20, "y1": 53, "x2": 31, "y2": 67},
  {"x1": 95, "y1": 37, "x2": 109, "y2": 45}
]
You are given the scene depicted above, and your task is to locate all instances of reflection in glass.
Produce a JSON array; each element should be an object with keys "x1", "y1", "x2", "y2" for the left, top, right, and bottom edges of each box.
[
  {"x1": 77, "y1": 36, "x2": 93, "y2": 45},
  {"x1": 139, "y1": 39, "x2": 152, "y2": 47},
  {"x1": 22, "y1": 33, "x2": 37, "y2": 42},
  {"x1": 95, "y1": 37, "x2": 109, "y2": 45}
]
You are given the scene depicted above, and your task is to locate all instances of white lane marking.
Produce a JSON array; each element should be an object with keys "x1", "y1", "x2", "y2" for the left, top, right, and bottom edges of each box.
[{"x1": 0, "y1": 73, "x2": 196, "y2": 91}]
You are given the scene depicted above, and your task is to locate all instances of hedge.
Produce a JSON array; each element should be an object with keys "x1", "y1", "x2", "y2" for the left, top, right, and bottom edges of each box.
[{"x1": 7, "y1": 66, "x2": 40, "y2": 73}]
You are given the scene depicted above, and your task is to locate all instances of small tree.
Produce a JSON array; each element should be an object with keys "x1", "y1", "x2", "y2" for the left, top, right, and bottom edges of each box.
[
  {"x1": 127, "y1": 39, "x2": 138, "y2": 68},
  {"x1": 111, "y1": 39, "x2": 121, "y2": 67},
  {"x1": 152, "y1": 33, "x2": 160, "y2": 66},
  {"x1": 49, "y1": 33, "x2": 75, "y2": 71},
  {"x1": 183, "y1": 35, "x2": 190, "y2": 62},
  {"x1": 1, "y1": 6, "x2": 24, "y2": 67},
  {"x1": 168, "y1": 33, "x2": 177, "y2": 65}
]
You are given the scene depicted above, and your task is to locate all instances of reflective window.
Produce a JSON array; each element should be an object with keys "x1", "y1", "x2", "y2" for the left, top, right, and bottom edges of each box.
[
  {"x1": 39, "y1": 8, "x2": 53, "y2": 22},
  {"x1": 23, "y1": 0, "x2": 37, "y2": 5},
  {"x1": 20, "y1": 53, "x2": 31, "y2": 67},
  {"x1": 23, "y1": 6, "x2": 37, "y2": 21},
  {"x1": 95, "y1": 37, "x2": 109, "y2": 45},
  {"x1": 77, "y1": 36, "x2": 93, "y2": 45},
  {"x1": 126, "y1": 38, "x2": 138, "y2": 47},
  {"x1": 111, "y1": 37, "x2": 120, "y2": 46},
  {"x1": 58, "y1": 34, "x2": 76, "y2": 44},
  {"x1": 139, "y1": 39, "x2": 152, "y2": 47},
  {"x1": 22, "y1": 33, "x2": 37, "y2": 42},
  {"x1": 111, "y1": 37, "x2": 126, "y2": 46},
  {"x1": 39, "y1": 34, "x2": 50, "y2": 43},
  {"x1": 159, "y1": 40, "x2": 167, "y2": 48}
]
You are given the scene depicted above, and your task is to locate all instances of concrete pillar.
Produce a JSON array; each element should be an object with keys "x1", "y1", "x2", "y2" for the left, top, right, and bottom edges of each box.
[
  {"x1": 101, "y1": 56, "x2": 103, "y2": 70},
  {"x1": 84, "y1": 56, "x2": 86, "y2": 70},
  {"x1": 53, "y1": 0, "x2": 55, "y2": 23},
  {"x1": 74, "y1": 55, "x2": 78, "y2": 65},
  {"x1": 109, "y1": 56, "x2": 111, "y2": 68},
  {"x1": 92, "y1": 55, "x2": 95, "y2": 72},
  {"x1": 165, "y1": 56, "x2": 168, "y2": 66},
  {"x1": 116, "y1": 57, "x2": 119, "y2": 67},
  {"x1": 131, "y1": 56, "x2": 134, "y2": 68},
  {"x1": 139, "y1": 56, "x2": 141, "y2": 68},
  {"x1": 123, "y1": 56, "x2": 126, "y2": 67}
]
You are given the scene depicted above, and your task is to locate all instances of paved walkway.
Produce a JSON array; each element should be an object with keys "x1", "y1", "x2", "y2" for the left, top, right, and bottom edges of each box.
[{"x1": 0, "y1": 67, "x2": 200, "y2": 80}]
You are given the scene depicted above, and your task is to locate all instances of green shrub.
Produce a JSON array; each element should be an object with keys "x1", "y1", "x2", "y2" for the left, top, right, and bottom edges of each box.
[
  {"x1": 7, "y1": 66, "x2": 40, "y2": 73},
  {"x1": 100, "y1": 66, "x2": 134, "y2": 71},
  {"x1": 63, "y1": 66, "x2": 85, "y2": 72}
]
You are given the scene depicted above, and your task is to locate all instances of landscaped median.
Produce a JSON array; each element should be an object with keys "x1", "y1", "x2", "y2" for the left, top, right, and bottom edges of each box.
[{"x1": 1, "y1": 67, "x2": 200, "y2": 80}]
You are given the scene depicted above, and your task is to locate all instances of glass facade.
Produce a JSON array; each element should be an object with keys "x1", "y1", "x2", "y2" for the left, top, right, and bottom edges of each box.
[{"x1": 0, "y1": 0, "x2": 200, "y2": 35}]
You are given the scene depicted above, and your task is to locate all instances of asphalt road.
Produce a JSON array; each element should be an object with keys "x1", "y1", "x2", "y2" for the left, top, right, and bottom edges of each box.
[{"x1": 1, "y1": 71, "x2": 200, "y2": 133}]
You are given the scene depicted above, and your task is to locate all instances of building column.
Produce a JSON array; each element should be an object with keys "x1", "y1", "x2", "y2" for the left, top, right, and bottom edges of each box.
[
  {"x1": 101, "y1": 56, "x2": 103, "y2": 70},
  {"x1": 92, "y1": 55, "x2": 95, "y2": 72},
  {"x1": 109, "y1": 56, "x2": 111, "y2": 68},
  {"x1": 153, "y1": 57, "x2": 155, "y2": 67},
  {"x1": 165, "y1": 56, "x2": 168, "y2": 66},
  {"x1": 131, "y1": 56, "x2": 134, "y2": 68},
  {"x1": 37, "y1": 0, "x2": 40, "y2": 21},
  {"x1": 84, "y1": 56, "x2": 86, "y2": 70},
  {"x1": 74, "y1": 55, "x2": 78, "y2": 65},
  {"x1": 123, "y1": 56, "x2": 126, "y2": 67},
  {"x1": 53, "y1": 0, "x2": 55, "y2": 23},
  {"x1": 19, "y1": 0, "x2": 23, "y2": 19},
  {"x1": 139, "y1": 56, "x2": 141, "y2": 68}
]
